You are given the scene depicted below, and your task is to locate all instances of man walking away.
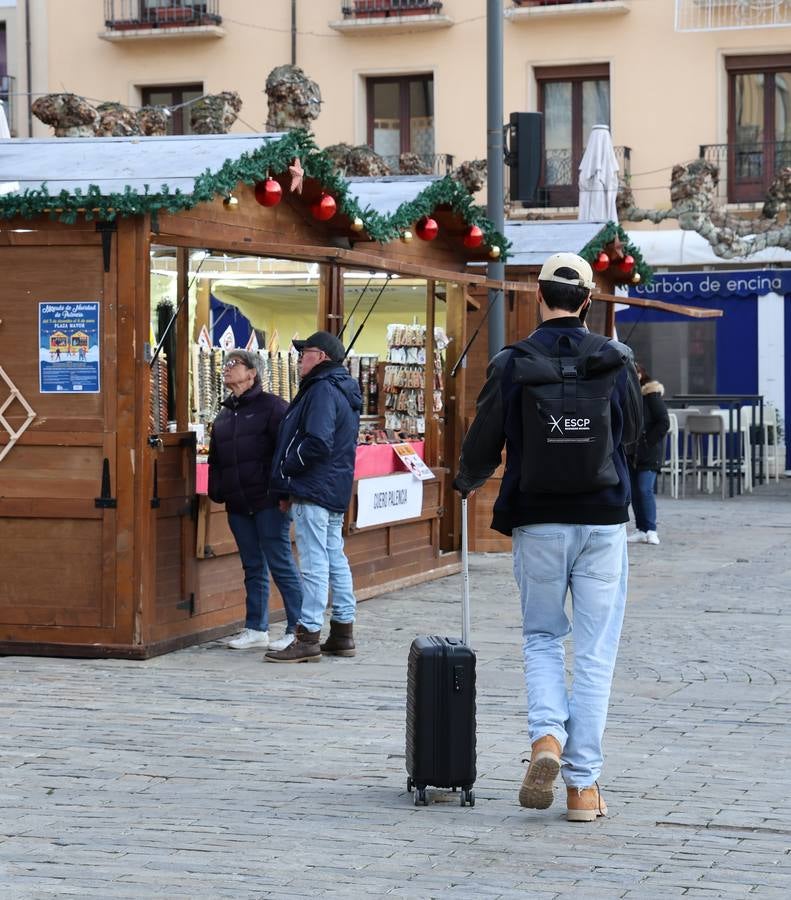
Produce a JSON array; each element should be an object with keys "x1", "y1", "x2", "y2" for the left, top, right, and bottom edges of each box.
[
  {"x1": 266, "y1": 331, "x2": 362, "y2": 663},
  {"x1": 453, "y1": 253, "x2": 642, "y2": 821}
]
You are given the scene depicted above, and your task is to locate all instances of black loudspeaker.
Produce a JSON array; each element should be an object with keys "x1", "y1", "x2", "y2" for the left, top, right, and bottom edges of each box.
[{"x1": 509, "y1": 112, "x2": 543, "y2": 204}]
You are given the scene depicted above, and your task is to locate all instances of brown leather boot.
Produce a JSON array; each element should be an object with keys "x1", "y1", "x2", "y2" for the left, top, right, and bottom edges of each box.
[
  {"x1": 264, "y1": 625, "x2": 321, "y2": 663},
  {"x1": 320, "y1": 620, "x2": 356, "y2": 657},
  {"x1": 566, "y1": 784, "x2": 608, "y2": 822},
  {"x1": 518, "y1": 735, "x2": 562, "y2": 809}
]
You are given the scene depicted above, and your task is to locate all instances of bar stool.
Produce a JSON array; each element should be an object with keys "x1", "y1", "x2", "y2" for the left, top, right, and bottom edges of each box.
[{"x1": 681, "y1": 414, "x2": 727, "y2": 500}]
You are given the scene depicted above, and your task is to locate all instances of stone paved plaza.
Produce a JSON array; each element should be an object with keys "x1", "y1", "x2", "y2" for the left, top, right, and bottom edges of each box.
[{"x1": 2, "y1": 480, "x2": 790, "y2": 898}]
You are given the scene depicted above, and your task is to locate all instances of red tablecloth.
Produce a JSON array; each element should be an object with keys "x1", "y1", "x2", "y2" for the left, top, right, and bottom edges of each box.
[
  {"x1": 353, "y1": 441, "x2": 425, "y2": 479},
  {"x1": 196, "y1": 442, "x2": 425, "y2": 494}
]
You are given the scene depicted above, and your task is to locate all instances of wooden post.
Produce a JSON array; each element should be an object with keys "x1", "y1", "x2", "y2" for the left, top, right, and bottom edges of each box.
[
  {"x1": 423, "y1": 279, "x2": 437, "y2": 466},
  {"x1": 175, "y1": 247, "x2": 190, "y2": 431}
]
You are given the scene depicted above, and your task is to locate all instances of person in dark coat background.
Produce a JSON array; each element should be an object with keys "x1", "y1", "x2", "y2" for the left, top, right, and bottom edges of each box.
[
  {"x1": 208, "y1": 349, "x2": 303, "y2": 651},
  {"x1": 627, "y1": 363, "x2": 670, "y2": 546}
]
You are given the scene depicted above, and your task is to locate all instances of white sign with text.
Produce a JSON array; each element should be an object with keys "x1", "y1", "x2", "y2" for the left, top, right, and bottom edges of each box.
[{"x1": 356, "y1": 472, "x2": 424, "y2": 529}]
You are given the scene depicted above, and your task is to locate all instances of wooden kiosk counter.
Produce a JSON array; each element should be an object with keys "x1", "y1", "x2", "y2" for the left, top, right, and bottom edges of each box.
[{"x1": 0, "y1": 130, "x2": 509, "y2": 658}]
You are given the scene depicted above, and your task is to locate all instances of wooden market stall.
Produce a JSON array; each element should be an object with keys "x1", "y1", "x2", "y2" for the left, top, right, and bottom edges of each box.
[{"x1": 0, "y1": 130, "x2": 508, "y2": 658}]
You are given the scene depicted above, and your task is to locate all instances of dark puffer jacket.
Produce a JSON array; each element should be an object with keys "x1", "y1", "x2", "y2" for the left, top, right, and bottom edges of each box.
[
  {"x1": 208, "y1": 383, "x2": 287, "y2": 515},
  {"x1": 270, "y1": 361, "x2": 362, "y2": 513},
  {"x1": 631, "y1": 380, "x2": 670, "y2": 472}
]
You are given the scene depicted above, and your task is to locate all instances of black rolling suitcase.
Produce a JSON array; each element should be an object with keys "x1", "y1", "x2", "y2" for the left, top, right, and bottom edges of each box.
[{"x1": 405, "y1": 496, "x2": 476, "y2": 807}]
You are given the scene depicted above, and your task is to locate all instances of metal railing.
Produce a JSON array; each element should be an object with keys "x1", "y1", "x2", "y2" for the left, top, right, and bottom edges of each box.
[
  {"x1": 379, "y1": 153, "x2": 454, "y2": 175},
  {"x1": 513, "y1": 145, "x2": 631, "y2": 208},
  {"x1": 342, "y1": 0, "x2": 443, "y2": 16},
  {"x1": 0, "y1": 75, "x2": 14, "y2": 135},
  {"x1": 675, "y1": 0, "x2": 791, "y2": 32},
  {"x1": 699, "y1": 141, "x2": 791, "y2": 204},
  {"x1": 104, "y1": 0, "x2": 221, "y2": 29},
  {"x1": 512, "y1": 1, "x2": 614, "y2": 7}
]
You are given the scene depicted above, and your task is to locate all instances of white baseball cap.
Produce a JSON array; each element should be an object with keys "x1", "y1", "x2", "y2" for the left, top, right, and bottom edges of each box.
[{"x1": 538, "y1": 252, "x2": 595, "y2": 292}]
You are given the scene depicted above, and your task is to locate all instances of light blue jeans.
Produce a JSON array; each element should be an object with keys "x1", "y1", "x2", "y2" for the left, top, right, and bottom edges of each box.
[
  {"x1": 513, "y1": 522, "x2": 628, "y2": 788},
  {"x1": 292, "y1": 501, "x2": 357, "y2": 633}
]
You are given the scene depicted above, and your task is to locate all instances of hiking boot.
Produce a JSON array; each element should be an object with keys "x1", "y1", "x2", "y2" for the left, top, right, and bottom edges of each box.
[
  {"x1": 264, "y1": 625, "x2": 321, "y2": 663},
  {"x1": 518, "y1": 735, "x2": 562, "y2": 809},
  {"x1": 645, "y1": 530, "x2": 660, "y2": 545},
  {"x1": 566, "y1": 784, "x2": 608, "y2": 822},
  {"x1": 227, "y1": 628, "x2": 269, "y2": 650},
  {"x1": 320, "y1": 620, "x2": 356, "y2": 657},
  {"x1": 267, "y1": 631, "x2": 296, "y2": 652},
  {"x1": 627, "y1": 530, "x2": 647, "y2": 544}
]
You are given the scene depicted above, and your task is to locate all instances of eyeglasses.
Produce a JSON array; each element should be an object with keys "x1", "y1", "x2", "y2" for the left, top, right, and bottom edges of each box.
[
  {"x1": 298, "y1": 347, "x2": 324, "y2": 359},
  {"x1": 222, "y1": 358, "x2": 248, "y2": 370}
]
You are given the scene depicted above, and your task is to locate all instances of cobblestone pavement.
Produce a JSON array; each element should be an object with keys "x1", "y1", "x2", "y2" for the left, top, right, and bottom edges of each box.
[{"x1": 2, "y1": 480, "x2": 791, "y2": 898}]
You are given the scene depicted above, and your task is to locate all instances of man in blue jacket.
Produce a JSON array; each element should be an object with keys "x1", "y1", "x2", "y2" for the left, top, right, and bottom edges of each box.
[
  {"x1": 266, "y1": 331, "x2": 362, "y2": 663},
  {"x1": 454, "y1": 253, "x2": 641, "y2": 822}
]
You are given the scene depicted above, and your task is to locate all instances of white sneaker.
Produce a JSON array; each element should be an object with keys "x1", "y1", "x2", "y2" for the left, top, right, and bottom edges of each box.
[
  {"x1": 627, "y1": 530, "x2": 647, "y2": 543},
  {"x1": 268, "y1": 632, "x2": 296, "y2": 652},
  {"x1": 645, "y1": 530, "x2": 660, "y2": 545},
  {"x1": 227, "y1": 628, "x2": 269, "y2": 650}
]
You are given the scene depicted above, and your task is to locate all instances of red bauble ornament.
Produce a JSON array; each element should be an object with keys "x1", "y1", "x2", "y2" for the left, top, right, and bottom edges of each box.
[
  {"x1": 592, "y1": 251, "x2": 609, "y2": 272},
  {"x1": 618, "y1": 254, "x2": 635, "y2": 274},
  {"x1": 463, "y1": 225, "x2": 484, "y2": 249},
  {"x1": 254, "y1": 178, "x2": 282, "y2": 207},
  {"x1": 311, "y1": 193, "x2": 337, "y2": 221},
  {"x1": 416, "y1": 216, "x2": 439, "y2": 241}
]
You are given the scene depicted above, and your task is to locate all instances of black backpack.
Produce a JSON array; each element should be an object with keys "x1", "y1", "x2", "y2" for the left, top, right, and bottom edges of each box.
[{"x1": 508, "y1": 332, "x2": 632, "y2": 495}]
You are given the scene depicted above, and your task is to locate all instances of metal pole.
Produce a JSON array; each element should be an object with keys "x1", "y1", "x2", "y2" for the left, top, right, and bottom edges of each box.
[
  {"x1": 25, "y1": 0, "x2": 33, "y2": 136},
  {"x1": 291, "y1": 0, "x2": 297, "y2": 66},
  {"x1": 486, "y1": 0, "x2": 505, "y2": 358}
]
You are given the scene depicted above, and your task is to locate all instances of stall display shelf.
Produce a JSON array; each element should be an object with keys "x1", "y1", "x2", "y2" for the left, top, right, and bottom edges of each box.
[{"x1": 383, "y1": 324, "x2": 448, "y2": 436}]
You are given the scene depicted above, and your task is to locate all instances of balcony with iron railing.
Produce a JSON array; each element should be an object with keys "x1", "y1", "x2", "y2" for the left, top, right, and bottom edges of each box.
[
  {"x1": 699, "y1": 141, "x2": 791, "y2": 204},
  {"x1": 507, "y1": 0, "x2": 631, "y2": 22},
  {"x1": 675, "y1": 0, "x2": 791, "y2": 32},
  {"x1": 343, "y1": 0, "x2": 442, "y2": 15},
  {"x1": 0, "y1": 75, "x2": 14, "y2": 136},
  {"x1": 509, "y1": 145, "x2": 631, "y2": 210},
  {"x1": 332, "y1": 0, "x2": 451, "y2": 33},
  {"x1": 379, "y1": 153, "x2": 454, "y2": 176},
  {"x1": 101, "y1": 0, "x2": 224, "y2": 40}
]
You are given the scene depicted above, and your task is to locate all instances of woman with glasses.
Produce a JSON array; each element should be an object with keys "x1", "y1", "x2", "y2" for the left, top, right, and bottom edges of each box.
[{"x1": 208, "y1": 349, "x2": 303, "y2": 651}]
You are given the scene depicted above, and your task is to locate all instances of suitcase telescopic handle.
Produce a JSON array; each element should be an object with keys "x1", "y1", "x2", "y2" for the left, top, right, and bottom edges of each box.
[{"x1": 461, "y1": 496, "x2": 471, "y2": 646}]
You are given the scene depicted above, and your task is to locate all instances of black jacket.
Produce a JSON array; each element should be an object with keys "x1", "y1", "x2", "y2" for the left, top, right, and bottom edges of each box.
[
  {"x1": 631, "y1": 380, "x2": 670, "y2": 472},
  {"x1": 208, "y1": 383, "x2": 287, "y2": 515},
  {"x1": 455, "y1": 318, "x2": 642, "y2": 534},
  {"x1": 270, "y1": 361, "x2": 362, "y2": 513}
]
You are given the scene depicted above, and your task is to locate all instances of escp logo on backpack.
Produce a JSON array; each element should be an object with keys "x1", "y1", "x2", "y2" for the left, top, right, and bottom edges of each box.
[
  {"x1": 549, "y1": 415, "x2": 592, "y2": 438},
  {"x1": 508, "y1": 332, "x2": 633, "y2": 494}
]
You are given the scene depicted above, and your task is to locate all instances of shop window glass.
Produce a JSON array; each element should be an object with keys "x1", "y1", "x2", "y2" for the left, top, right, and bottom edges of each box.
[{"x1": 618, "y1": 320, "x2": 716, "y2": 397}]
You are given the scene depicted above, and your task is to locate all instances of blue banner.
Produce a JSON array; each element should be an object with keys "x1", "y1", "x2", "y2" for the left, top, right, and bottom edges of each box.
[
  {"x1": 631, "y1": 269, "x2": 791, "y2": 301},
  {"x1": 39, "y1": 301, "x2": 101, "y2": 394}
]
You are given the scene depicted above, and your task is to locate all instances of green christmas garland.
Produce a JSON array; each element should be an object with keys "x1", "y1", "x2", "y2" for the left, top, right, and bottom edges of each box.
[
  {"x1": 579, "y1": 220, "x2": 652, "y2": 285},
  {"x1": 0, "y1": 129, "x2": 510, "y2": 259}
]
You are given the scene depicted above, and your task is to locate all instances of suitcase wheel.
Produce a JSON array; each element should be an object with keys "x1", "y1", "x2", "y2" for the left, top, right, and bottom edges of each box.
[
  {"x1": 460, "y1": 788, "x2": 475, "y2": 807},
  {"x1": 406, "y1": 777, "x2": 414, "y2": 793},
  {"x1": 414, "y1": 786, "x2": 428, "y2": 806}
]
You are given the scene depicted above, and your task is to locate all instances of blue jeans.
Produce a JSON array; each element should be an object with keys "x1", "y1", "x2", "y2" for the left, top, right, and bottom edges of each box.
[
  {"x1": 630, "y1": 468, "x2": 657, "y2": 532},
  {"x1": 227, "y1": 506, "x2": 303, "y2": 633},
  {"x1": 292, "y1": 501, "x2": 356, "y2": 632},
  {"x1": 513, "y1": 523, "x2": 628, "y2": 788}
]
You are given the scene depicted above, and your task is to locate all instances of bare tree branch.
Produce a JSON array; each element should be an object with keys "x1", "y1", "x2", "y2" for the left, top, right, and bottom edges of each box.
[{"x1": 619, "y1": 160, "x2": 791, "y2": 258}]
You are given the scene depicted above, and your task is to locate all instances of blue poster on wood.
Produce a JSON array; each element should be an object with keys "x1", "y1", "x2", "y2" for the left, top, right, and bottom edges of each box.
[{"x1": 38, "y1": 301, "x2": 101, "y2": 394}]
